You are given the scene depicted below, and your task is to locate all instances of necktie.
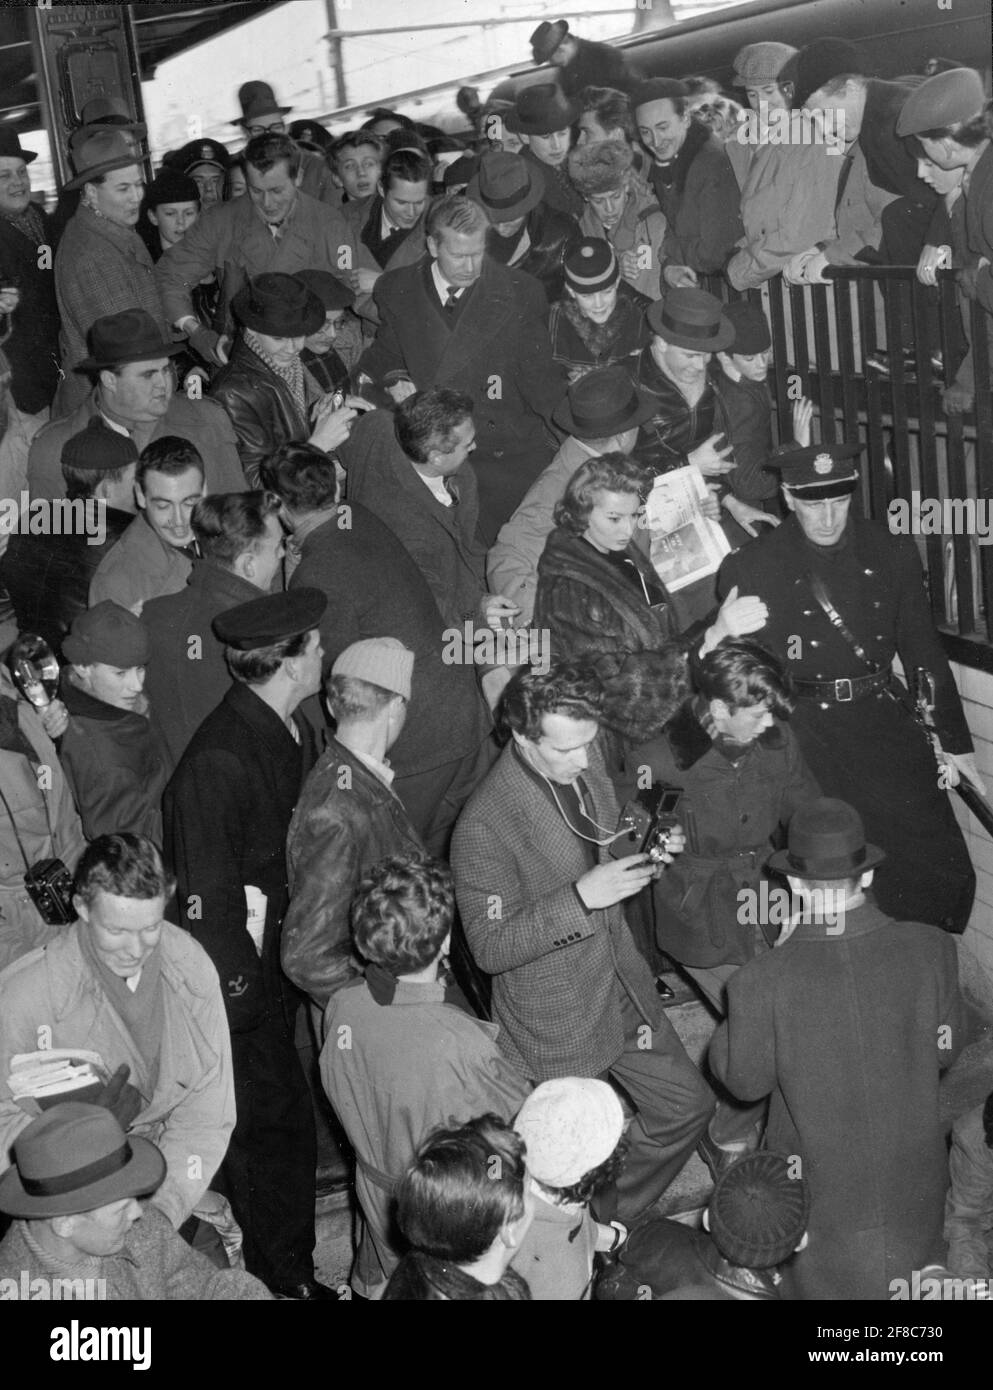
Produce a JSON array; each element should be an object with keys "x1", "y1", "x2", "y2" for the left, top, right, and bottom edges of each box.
[{"x1": 444, "y1": 286, "x2": 461, "y2": 312}]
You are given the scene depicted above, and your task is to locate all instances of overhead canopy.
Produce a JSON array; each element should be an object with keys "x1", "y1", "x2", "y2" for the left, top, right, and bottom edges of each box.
[{"x1": 0, "y1": 2, "x2": 286, "y2": 138}]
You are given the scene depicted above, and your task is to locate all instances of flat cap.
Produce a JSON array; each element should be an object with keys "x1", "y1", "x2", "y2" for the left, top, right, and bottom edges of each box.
[
  {"x1": 61, "y1": 416, "x2": 139, "y2": 475},
  {"x1": 212, "y1": 588, "x2": 326, "y2": 651},
  {"x1": 896, "y1": 67, "x2": 987, "y2": 137},
  {"x1": 732, "y1": 42, "x2": 798, "y2": 89},
  {"x1": 145, "y1": 167, "x2": 200, "y2": 208},
  {"x1": 771, "y1": 442, "x2": 861, "y2": 498},
  {"x1": 63, "y1": 602, "x2": 149, "y2": 668}
]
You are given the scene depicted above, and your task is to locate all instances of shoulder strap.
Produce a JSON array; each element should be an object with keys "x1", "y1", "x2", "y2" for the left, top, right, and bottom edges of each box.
[{"x1": 806, "y1": 572, "x2": 882, "y2": 675}]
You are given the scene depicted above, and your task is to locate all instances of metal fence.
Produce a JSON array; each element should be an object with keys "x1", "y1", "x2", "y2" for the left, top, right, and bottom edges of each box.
[{"x1": 701, "y1": 266, "x2": 993, "y2": 673}]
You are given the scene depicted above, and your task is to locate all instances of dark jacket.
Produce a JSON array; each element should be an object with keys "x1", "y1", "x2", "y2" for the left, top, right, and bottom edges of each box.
[
  {"x1": 520, "y1": 146, "x2": 585, "y2": 222},
  {"x1": 711, "y1": 901, "x2": 963, "y2": 1299},
  {"x1": 282, "y1": 738, "x2": 424, "y2": 1009},
  {"x1": 557, "y1": 36, "x2": 632, "y2": 97},
  {"x1": 451, "y1": 739, "x2": 663, "y2": 1080},
  {"x1": 610, "y1": 700, "x2": 820, "y2": 967},
  {"x1": 964, "y1": 142, "x2": 993, "y2": 317},
  {"x1": 714, "y1": 369, "x2": 779, "y2": 502},
  {"x1": 359, "y1": 255, "x2": 566, "y2": 540},
  {"x1": 289, "y1": 503, "x2": 491, "y2": 776},
  {"x1": 596, "y1": 1215, "x2": 784, "y2": 1300},
  {"x1": 59, "y1": 679, "x2": 167, "y2": 843},
  {"x1": 340, "y1": 409, "x2": 486, "y2": 629},
  {"x1": 548, "y1": 280, "x2": 650, "y2": 382},
  {"x1": 140, "y1": 560, "x2": 261, "y2": 776},
  {"x1": 633, "y1": 349, "x2": 732, "y2": 477},
  {"x1": 860, "y1": 79, "x2": 940, "y2": 205},
  {"x1": 534, "y1": 525, "x2": 682, "y2": 665},
  {"x1": 207, "y1": 338, "x2": 313, "y2": 488},
  {"x1": 2, "y1": 506, "x2": 132, "y2": 657},
  {"x1": 487, "y1": 201, "x2": 581, "y2": 302},
  {"x1": 163, "y1": 681, "x2": 317, "y2": 1034},
  {"x1": 646, "y1": 120, "x2": 744, "y2": 274},
  {"x1": 0, "y1": 208, "x2": 61, "y2": 413}
]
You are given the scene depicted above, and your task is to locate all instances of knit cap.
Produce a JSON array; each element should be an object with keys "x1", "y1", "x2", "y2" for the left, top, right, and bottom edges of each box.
[
  {"x1": 515, "y1": 1077, "x2": 624, "y2": 1188},
  {"x1": 707, "y1": 1151, "x2": 810, "y2": 1268},
  {"x1": 332, "y1": 637, "x2": 413, "y2": 700}
]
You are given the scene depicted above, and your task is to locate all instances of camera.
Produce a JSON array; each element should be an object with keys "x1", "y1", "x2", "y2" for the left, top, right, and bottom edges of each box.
[
  {"x1": 611, "y1": 785, "x2": 682, "y2": 863},
  {"x1": 24, "y1": 859, "x2": 77, "y2": 926}
]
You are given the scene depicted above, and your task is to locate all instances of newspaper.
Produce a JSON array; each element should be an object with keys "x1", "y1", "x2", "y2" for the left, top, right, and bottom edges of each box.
[{"x1": 644, "y1": 465, "x2": 731, "y2": 592}]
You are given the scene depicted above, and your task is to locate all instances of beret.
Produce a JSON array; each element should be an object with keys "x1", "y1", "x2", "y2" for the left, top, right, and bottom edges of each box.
[{"x1": 896, "y1": 67, "x2": 987, "y2": 137}]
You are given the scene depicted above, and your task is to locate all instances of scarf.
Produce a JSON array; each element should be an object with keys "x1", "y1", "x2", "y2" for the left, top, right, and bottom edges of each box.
[
  {"x1": 365, "y1": 961, "x2": 471, "y2": 1011},
  {"x1": 560, "y1": 294, "x2": 628, "y2": 361},
  {"x1": 244, "y1": 330, "x2": 307, "y2": 415},
  {"x1": 79, "y1": 928, "x2": 165, "y2": 1099},
  {"x1": 0, "y1": 203, "x2": 46, "y2": 247}
]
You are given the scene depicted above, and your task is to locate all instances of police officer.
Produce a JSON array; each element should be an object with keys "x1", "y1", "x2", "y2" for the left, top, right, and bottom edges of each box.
[{"x1": 718, "y1": 443, "x2": 982, "y2": 932}]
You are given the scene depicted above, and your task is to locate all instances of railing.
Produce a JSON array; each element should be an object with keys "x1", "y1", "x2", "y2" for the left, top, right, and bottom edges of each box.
[{"x1": 700, "y1": 266, "x2": 993, "y2": 672}]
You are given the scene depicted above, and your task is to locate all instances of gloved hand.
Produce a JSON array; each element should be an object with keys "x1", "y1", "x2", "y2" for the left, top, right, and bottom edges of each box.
[
  {"x1": 187, "y1": 326, "x2": 230, "y2": 368},
  {"x1": 92, "y1": 1063, "x2": 144, "y2": 1130}
]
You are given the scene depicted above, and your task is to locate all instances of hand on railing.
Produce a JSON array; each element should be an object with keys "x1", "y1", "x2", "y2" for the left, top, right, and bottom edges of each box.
[
  {"x1": 784, "y1": 248, "x2": 829, "y2": 285},
  {"x1": 940, "y1": 751, "x2": 986, "y2": 797},
  {"x1": 916, "y1": 244, "x2": 952, "y2": 286}
]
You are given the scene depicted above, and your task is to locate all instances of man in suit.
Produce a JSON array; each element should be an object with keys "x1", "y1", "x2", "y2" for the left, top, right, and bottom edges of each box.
[
  {"x1": 342, "y1": 147, "x2": 432, "y2": 322},
  {"x1": 358, "y1": 194, "x2": 566, "y2": 545},
  {"x1": 711, "y1": 798, "x2": 963, "y2": 1299},
  {"x1": 450, "y1": 663, "x2": 715, "y2": 1224},
  {"x1": 163, "y1": 588, "x2": 334, "y2": 1301}
]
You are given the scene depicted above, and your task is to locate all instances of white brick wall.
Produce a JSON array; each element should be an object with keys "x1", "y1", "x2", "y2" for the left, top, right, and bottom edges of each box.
[{"x1": 950, "y1": 660, "x2": 993, "y2": 1014}]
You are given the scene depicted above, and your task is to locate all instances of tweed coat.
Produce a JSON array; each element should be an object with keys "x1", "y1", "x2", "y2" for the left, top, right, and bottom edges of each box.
[
  {"x1": 450, "y1": 739, "x2": 662, "y2": 1080},
  {"x1": 710, "y1": 902, "x2": 963, "y2": 1299},
  {"x1": 0, "y1": 923, "x2": 234, "y2": 1229},
  {"x1": 579, "y1": 183, "x2": 667, "y2": 300},
  {"x1": 163, "y1": 681, "x2": 316, "y2": 1035},
  {"x1": 54, "y1": 205, "x2": 171, "y2": 411},
  {"x1": 718, "y1": 514, "x2": 975, "y2": 931},
  {"x1": 340, "y1": 408, "x2": 486, "y2": 630},
  {"x1": 358, "y1": 255, "x2": 566, "y2": 541}
]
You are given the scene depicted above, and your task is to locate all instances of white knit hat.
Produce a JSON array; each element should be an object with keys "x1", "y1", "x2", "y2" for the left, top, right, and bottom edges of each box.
[
  {"x1": 331, "y1": 637, "x2": 413, "y2": 700},
  {"x1": 515, "y1": 1078, "x2": 625, "y2": 1188}
]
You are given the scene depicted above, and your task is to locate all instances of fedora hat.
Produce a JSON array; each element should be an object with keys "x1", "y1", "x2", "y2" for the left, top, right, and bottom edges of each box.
[
  {"x1": 553, "y1": 364, "x2": 658, "y2": 439},
  {"x1": 76, "y1": 309, "x2": 184, "y2": 374},
  {"x1": 467, "y1": 151, "x2": 545, "y2": 223},
  {"x1": 506, "y1": 83, "x2": 581, "y2": 136},
  {"x1": 234, "y1": 80, "x2": 292, "y2": 128},
  {"x1": 531, "y1": 20, "x2": 569, "y2": 64},
  {"x1": 78, "y1": 95, "x2": 147, "y2": 140},
  {"x1": 0, "y1": 1103, "x2": 165, "y2": 1218},
  {"x1": 768, "y1": 798, "x2": 885, "y2": 880},
  {"x1": 647, "y1": 288, "x2": 735, "y2": 353},
  {"x1": 231, "y1": 273, "x2": 324, "y2": 338},
  {"x1": 0, "y1": 130, "x2": 37, "y2": 164},
  {"x1": 65, "y1": 128, "x2": 141, "y2": 191}
]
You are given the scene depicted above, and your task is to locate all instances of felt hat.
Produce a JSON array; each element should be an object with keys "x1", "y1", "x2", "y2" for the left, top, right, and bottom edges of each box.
[
  {"x1": 768, "y1": 798, "x2": 885, "y2": 880},
  {"x1": 76, "y1": 310, "x2": 184, "y2": 374},
  {"x1": 212, "y1": 587, "x2": 327, "y2": 651},
  {"x1": 166, "y1": 138, "x2": 231, "y2": 175},
  {"x1": 288, "y1": 120, "x2": 333, "y2": 153},
  {"x1": 530, "y1": 20, "x2": 569, "y2": 64},
  {"x1": 896, "y1": 68, "x2": 987, "y2": 137},
  {"x1": 293, "y1": 269, "x2": 355, "y2": 312},
  {"x1": 63, "y1": 601, "x2": 150, "y2": 669},
  {"x1": 732, "y1": 43, "x2": 798, "y2": 89},
  {"x1": 231, "y1": 273, "x2": 325, "y2": 338},
  {"x1": 0, "y1": 1104, "x2": 165, "y2": 1219},
  {"x1": 145, "y1": 168, "x2": 200, "y2": 209},
  {"x1": 564, "y1": 237, "x2": 619, "y2": 295},
  {"x1": 721, "y1": 300, "x2": 771, "y2": 355},
  {"x1": 515, "y1": 1077, "x2": 625, "y2": 1189},
  {"x1": 65, "y1": 128, "x2": 140, "y2": 191},
  {"x1": 331, "y1": 637, "x2": 414, "y2": 700},
  {"x1": 61, "y1": 417, "x2": 139, "y2": 475},
  {"x1": 707, "y1": 1151, "x2": 811, "y2": 1268},
  {"x1": 234, "y1": 80, "x2": 292, "y2": 128},
  {"x1": 647, "y1": 288, "x2": 735, "y2": 353},
  {"x1": 444, "y1": 153, "x2": 479, "y2": 191},
  {"x1": 0, "y1": 130, "x2": 37, "y2": 164},
  {"x1": 467, "y1": 151, "x2": 545, "y2": 223},
  {"x1": 506, "y1": 83, "x2": 580, "y2": 136},
  {"x1": 78, "y1": 95, "x2": 147, "y2": 139},
  {"x1": 781, "y1": 38, "x2": 866, "y2": 108},
  {"x1": 768, "y1": 441, "x2": 861, "y2": 498},
  {"x1": 553, "y1": 364, "x2": 658, "y2": 439}
]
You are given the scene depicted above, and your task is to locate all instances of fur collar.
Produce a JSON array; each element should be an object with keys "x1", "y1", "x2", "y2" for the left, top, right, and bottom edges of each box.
[{"x1": 664, "y1": 696, "x2": 787, "y2": 770}]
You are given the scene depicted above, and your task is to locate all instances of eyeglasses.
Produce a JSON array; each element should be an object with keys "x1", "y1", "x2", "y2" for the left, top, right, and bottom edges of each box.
[{"x1": 247, "y1": 121, "x2": 286, "y2": 137}]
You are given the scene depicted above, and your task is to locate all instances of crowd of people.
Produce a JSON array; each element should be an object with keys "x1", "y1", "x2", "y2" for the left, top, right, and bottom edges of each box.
[{"x1": 0, "y1": 17, "x2": 989, "y2": 1303}]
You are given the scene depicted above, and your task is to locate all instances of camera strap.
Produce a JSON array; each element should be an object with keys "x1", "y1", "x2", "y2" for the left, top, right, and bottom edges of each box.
[{"x1": 0, "y1": 775, "x2": 57, "y2": 877}]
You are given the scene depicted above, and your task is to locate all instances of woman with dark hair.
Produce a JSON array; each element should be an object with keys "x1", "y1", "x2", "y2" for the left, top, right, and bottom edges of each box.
[
  {"x1": 382, "y1": 1114, "x2": 534, "y2": 1300},
  {"x1": 533, "y1": 451, "x2": 765, "y2": 664},
  {"x1": 548, "y1": 237, "x2": 651, "y2": 381}
]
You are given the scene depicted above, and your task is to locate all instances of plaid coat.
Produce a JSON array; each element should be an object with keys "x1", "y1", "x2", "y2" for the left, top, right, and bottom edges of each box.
[
  {"x1": 450, "y1": 739, "x2": 662, "y2": 1080},
  {"x1": 54, "y1": 205, "x2": 170, "y2": 411}
]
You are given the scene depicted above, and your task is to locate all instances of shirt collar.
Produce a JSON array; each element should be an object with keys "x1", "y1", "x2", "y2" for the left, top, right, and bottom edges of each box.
[
  {"x1": 430, "y1": 259, "x2": 463, "y2": 304},
  {"x1": 351, "y1": 747, "x2": 394, "y2": 787}
]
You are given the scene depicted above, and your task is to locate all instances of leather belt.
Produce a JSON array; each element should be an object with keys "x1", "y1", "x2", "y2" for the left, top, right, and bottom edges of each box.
[{"x1": 793, "y1": 668, "x2": 892, "y2": 704}]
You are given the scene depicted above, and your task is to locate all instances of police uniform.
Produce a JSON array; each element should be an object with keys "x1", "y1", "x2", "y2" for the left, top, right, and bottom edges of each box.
[{"x1": 718, "y1": 445, "x2": 975, "y2": 932}]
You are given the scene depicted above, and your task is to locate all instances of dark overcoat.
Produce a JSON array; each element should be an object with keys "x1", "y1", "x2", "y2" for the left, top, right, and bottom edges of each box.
[
  {"x1": 710, "y1": 902, "x2": 963, "y2": 1299},
  {"x1": 60, "y1": 680, "x2": 168, "y2": 843},
  {"x1": 719, "y1": 514, "x2": 975, "y2": 931},
  {"x1": 451, "y1": 739, "x2": 662, "y2": 1080},
  {"x1": 162, "y1": 681, "x2": 316, "y2": 1034},
  {"x1": 0, "y1": 207, "x2": 61, "y2": 414}
]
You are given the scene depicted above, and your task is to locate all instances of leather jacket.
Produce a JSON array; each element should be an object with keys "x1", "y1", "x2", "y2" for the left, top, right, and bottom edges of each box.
[
  {"x1": 487, "y1": 202, "x2": 581, "y2": 303},
  {"x1": 207, "y1": 337, "x2": 314, "y2": 487}
]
